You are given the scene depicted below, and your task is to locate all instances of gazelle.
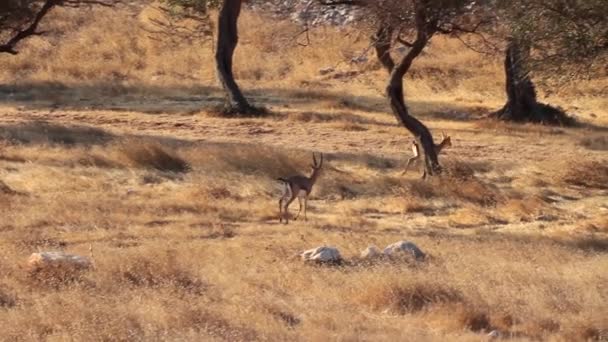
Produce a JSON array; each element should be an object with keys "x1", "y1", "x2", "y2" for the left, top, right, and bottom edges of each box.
[
  {"x1": 402, "y1": 132, "x2": 452, "y2": 175},
  {"x1": 278, "y1": 153, "x2": 323, "y2": 224}
]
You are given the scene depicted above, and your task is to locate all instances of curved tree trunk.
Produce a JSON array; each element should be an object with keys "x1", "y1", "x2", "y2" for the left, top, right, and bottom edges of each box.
[
  {"x1": 374, "y1": 26, "x2": 440, "y2": 177},
  {"x1": 215, "y1": 0, "x2": 254, "y2": 114},
  {"x1": 492, "y1": 41, "x2": 572, "y2": 125}
]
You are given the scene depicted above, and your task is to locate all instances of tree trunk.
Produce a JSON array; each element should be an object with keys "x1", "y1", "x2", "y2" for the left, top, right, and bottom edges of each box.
[
  {"x1": 374, "y1": 26, "x2": 440, "y2": 177},
  {"x1": 492, "y1": 42, "x2": 537, "y2": 121},
  {"x1": 373, "y1": 26, "x2": 395, "y2": 72},
  {"x1": 215, "y1": 0, "x2": 253, "y2": 114},
  {"x1": 492, "y1": 41, "x2": 572, "y2": 125}
]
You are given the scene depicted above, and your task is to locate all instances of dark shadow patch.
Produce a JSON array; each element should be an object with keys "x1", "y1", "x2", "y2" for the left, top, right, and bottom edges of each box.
[
  {"x1": 580, "y1": 135, "x2": 608, "y2": 151},
  {"x1": 0, "y1": 288, "x2": 17, "y2": 308},
  {"x1": 0, "y1": 121, "x2": 114, "y2": 146}
]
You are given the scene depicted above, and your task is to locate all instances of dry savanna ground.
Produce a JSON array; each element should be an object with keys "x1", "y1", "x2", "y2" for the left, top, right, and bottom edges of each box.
[{"x1": 1, "y1": 4, "x2": 607, "y2": 342}]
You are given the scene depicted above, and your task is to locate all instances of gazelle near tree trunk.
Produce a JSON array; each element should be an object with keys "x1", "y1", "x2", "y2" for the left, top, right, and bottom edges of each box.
[
  {"x1": 278, "y1": 153, "x2": 324, "y2": 224},
  {"x1": 403, "y1": 132, "x2": 452, "y2": 178}
]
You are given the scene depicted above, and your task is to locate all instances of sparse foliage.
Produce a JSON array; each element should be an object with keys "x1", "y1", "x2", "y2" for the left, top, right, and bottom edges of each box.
[
  {"x1": 0, "y1": 0, "x2": 118, "y2": 54},
  {"x1": 322, "y1": 0, "x2": 487, "y2": 177},
  {"x1": 501, "y1": 0, "x2": 608, "y2": 81}
]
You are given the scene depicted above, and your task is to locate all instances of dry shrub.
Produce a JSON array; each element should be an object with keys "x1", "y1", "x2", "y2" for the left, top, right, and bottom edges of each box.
[
  {"x1": 334, "y1": 122, "x2": 368, "y2": 132},
  {"x1": 443, "y1": 177, "x2": 502, "y2": 206},
  {"x1": 26, "y1": 261, "x2": 90, "y2": 287},
  {"x1": 0, "y1": 180, "x2": 17, "y2": 195},
  {"x1": 405, "y1": 179, "x2": 438, "y2": 199},
  {"x1": 0, "y1": 122, "x2": 113, "y2": 146},
  {"x1": 424, "y1": 304, "x2": 494, "y2": 333},
  {"x1": 185, "y1": 143, "x2": 299, "y2": 177},
  {"x1": 562, "y1": 323, "x2": 608, "y2": 342},
  {"x1": 443, "y1": 159, "x2": 492, "y2": 179},
  {"x1": 358, "y1": 282, "x2": 464, "y2": 314},
  {"x1": 448, "y1": 206, "x2": 489, "y2": 228},
  {"x1": 197, "y1": 223, "x2": 236, "y2": 239},
  {"x1": 76, "y1": 153, "x2": 120, "y2": 169},
  {"x1": 113, "y1": 139, "x2": 190, "y2": 173},
  {"x1": 560, "y1": 160, "x2": 608, "y2": 189},
  {"x1": 402, "y1": 159, "x2": 500, "y2": 207},
  {"x1": 403, "y1": 197, "x2": 435, "y2": 214},
  {"x1": 580, "y1": 135, "x2": 608, "y2": 151},
  {"x1": 578, "y1": 217, "x2": 608, "y2": 233},
  {"x1": 171, "y1": 308, "x2": 259, "y2": 340},
  {"x1": 404, "y1": 176, "x2": 501, "y2": 207},
  {"x1": 288, "y1": 111, "x2": 335, "y2": 123},
  {"x1": 516, "y1": 318, "x2": 562, "y2": 340},
  {"x1": 112, "y1": 252, "x2": 204, "y2": 294},
  {"x1": 496, "y1": 196, "x2": 549, "y2": 222},
  {"x1": 0, "y1": 288, "x2": 17, "y2": 308}
]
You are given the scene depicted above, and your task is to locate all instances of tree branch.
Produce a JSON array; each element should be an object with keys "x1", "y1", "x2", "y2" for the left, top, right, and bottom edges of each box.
[
  {"x1": 0, "y1": 0, "x2": 59, "y2": 54},
  {"x1": 1, "y1": 0, "x2": 119, "y2": 54}
]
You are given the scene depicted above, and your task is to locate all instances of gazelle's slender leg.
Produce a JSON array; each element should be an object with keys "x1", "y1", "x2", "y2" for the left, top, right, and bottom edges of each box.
[
  {"x1": 304, "y1": 196, "x2": 308, "y2": 221},
  {"x1": 294, "y1": 196, "x2": 303, "y2": 221},
  {"x1": 284, "y1": 194, "x2": 297, "y2": 224},
  {"x1": 279, "y1": 198, "x2": 283, "y2": 223},
  {"x1": 402, "y1": 156, "x2": 419, "y2": 175}
]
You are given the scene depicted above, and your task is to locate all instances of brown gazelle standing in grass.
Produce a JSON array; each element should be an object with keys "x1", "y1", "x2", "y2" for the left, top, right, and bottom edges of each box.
[
  {"x1": 403, "y1": 132, "x2": 452, "y2": 176},
  {"x1": 278, "y1": 153, "x2": 323, "y2": 224}
]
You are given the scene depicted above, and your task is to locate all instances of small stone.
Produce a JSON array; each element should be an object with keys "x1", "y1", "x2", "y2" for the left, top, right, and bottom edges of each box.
[
  {"x1": 301, "y1": 246, "x2": 341, "y2": 263},
  {"x1": 383, "y1": 241, "x2": 426, "y2": 260},
  {"x1": 27, "y1": 251, "x2": 92, "y2": 272},
  {"x1": 360, "y1": 246, "x2": 381, "y2": 259},
  {"x1": 487, "y1": 330, "x2": 500, "y2": 338}
]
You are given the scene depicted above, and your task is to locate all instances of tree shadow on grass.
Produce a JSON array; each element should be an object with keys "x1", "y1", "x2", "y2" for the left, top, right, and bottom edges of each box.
[
  {"x1": 0, "y1": 81, "x2": 491, "y2": 123},
  {"x1": 0, "y1": 121, "x2": 115, "y2": 146}
]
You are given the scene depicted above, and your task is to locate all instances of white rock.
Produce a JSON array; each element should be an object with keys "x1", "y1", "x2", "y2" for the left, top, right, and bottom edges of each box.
[
  {"x1": 360, "y1": 245, "x2": 381, "y2": 259},
  {"x1": 487, "y1": 330, "x2": 500, "y2": 338},
  {"x1": 27, "y1": 251, "x2": 92, "y2": 272},
  {"x1": 383, "y1": 241, "x2": 426, "y2": 260},
  {"x1": 301, "y1": 246, "x2": 341, "y2": 263}
]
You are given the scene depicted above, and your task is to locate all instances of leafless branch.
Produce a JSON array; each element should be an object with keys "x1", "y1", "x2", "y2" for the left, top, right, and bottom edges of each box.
[
  {"x1": 0, "y1": 0, "x2": 59, "y2": 54},
  {"x1": 1, "y1": 0, "x2": 119, "y2": 54}
]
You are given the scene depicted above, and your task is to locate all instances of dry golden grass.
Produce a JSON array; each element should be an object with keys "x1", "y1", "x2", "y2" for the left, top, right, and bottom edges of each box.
[
  {"x1": 0, "y1": 4, "x2": 607, "y2": 342},
  {"x1": 560, "y1": 160, "x2": 608, "y2": 189}
]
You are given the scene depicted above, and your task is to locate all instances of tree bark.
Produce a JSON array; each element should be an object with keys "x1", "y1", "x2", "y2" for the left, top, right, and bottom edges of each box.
[
  {"x1": 374, "y1": 25, "x2": 440, "y2": 177},
  {"x1": 492, "y1": 41, "x2": 572, "y2": 125},
  {"x1": 492, "y1": 42, "x2": 537, "y2": 121},
  {"x1": 373, "y1": 25, "x2": 395, "y2": 72},
  {"x1": 215, "y1": 0, "x2": 253, "y2": 114}
]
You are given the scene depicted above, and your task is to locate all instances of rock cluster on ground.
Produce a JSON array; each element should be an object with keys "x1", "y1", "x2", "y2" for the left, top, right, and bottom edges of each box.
[
  {"x1": 301, "y1": 246, "x2": 342, "y2": 263},
  {"x1": 27, "y1": 251, "x2": 92, "y2": 273},
  {"x1": 248, "y1": 0, "x2": 362, "y2": 26},
  {"x1": 302, "y1": 241, "x2": 426, "y2": 264},
  {"x1": 382, "y1": 241, "x2": 426, "y2": 260}
]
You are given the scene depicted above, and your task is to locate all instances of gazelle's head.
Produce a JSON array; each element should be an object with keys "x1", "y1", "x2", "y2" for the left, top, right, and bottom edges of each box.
[
  {"x1": 439, "y1": 132, "x2": 452, "y2": 148},
  {"x1": 310, "y1": 152, "x2": 324, "y2": 173}
]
